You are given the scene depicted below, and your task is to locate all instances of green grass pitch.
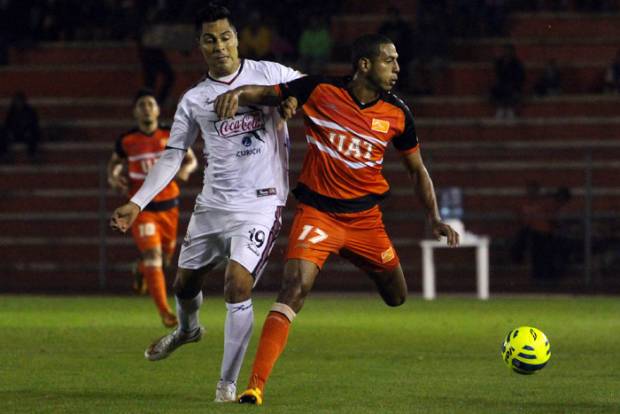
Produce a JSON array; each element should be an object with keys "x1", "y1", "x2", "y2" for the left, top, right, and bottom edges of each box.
[{"x1": 1, "y1": 294, "x2": 619, "y2": 413}]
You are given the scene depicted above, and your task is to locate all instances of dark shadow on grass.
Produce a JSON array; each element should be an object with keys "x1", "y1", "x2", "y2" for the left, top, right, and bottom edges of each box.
[
  {"x1": 0, "y1": 389, "x2": 199, "y2": 403},
  {"x1": 416, "y1": 395, "x2": 619, "y2": 412}
]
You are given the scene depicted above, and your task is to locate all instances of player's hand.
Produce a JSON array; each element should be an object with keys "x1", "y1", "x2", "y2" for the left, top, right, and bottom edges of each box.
[
  {"x1": 278, "y1": 96, "x2": 298, "y2": 120},
  {"x1": 110, "y1": 202, "x2": 140, "y2": 233},
  {"x1": 108, "y1": 175, "x2": 129, "y2": 195},
  {"x1": 214, "y1": 89, "x2": 241, "y2": 119},
  {"x1": 431, "y1": 220, "x2": 460, "y2": 246}
]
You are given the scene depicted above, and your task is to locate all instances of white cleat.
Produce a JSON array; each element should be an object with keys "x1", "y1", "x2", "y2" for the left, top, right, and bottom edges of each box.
[
  {"x1": 214, "y1": 381, "x2": 237, "y2": 403},
  {"x1": 144, "y1": 326, "x2": 204, "y2": 361}
]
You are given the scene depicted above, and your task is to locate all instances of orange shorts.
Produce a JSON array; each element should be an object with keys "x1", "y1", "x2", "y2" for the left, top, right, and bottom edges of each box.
[
  {"x1": 286, "y1": 203, "x2": 399, "y2": 273},
  {"x1": 131, "y1": 207, "x2": 179, "y2": 256}
]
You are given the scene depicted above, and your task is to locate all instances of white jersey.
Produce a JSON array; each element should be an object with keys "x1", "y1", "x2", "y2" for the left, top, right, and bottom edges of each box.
[{"x1": 167, "y1": 59, "x2": 302, "y2": 212}]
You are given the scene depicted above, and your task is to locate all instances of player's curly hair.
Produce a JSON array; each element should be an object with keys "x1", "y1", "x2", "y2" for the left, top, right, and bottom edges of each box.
[
  {"x1": 195, "y1": 3, "x2": 236, "y2": 33},
  {"x1": 351, "y1": 34, "x2": 393, "y2": 72}
]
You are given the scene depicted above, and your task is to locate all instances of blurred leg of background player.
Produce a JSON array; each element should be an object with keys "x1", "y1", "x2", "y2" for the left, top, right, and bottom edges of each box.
[{"x1": 131, "y1": 209, "x2": 178, "y2": 328}]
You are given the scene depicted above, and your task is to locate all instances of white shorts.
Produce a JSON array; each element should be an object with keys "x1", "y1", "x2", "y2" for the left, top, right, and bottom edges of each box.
[{"x1": 178, "y1": 206, "x2": 283, "y2": 283}]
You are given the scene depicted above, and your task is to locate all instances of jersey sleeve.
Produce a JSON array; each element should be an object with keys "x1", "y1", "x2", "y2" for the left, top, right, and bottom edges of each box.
[
  {"x1": 130, "y1": 148, "x2": 185, "y2": 210},
  {"x1": 392, "y1": 104, "x2": 419, "y2": 154},
  {"x1": 275, "y1": 75, "x2": 323, "y2": 106},
  {"x1": 114, "y1": 135, "x2": 127, "y2": 158},
  {"x1": 167, "y1": 93, "x2": 200, "y2": 150},
  {"x1": 264, "y1": 61, "x2": 304, "y2": 84}
]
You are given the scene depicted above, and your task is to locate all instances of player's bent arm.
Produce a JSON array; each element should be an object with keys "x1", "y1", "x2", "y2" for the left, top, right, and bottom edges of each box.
[
  {"x1": 130, "y1": 148, "x2": 186, "y2": 210},
  {"x1": 402, "y1": 150, "x2": 441, "y2": 224},
  {"x1": 402, "y1": 150, "x2": 460, "y2": 246},
  {"x1": 176, "y1": 147, "x2": 198, "y2": 182},
  {"x1": 106, "y1": 152, "x2": 128, "y2": 192},
  {"x1": 215, "y1": 85, "x2": 282, "y2": 119}
]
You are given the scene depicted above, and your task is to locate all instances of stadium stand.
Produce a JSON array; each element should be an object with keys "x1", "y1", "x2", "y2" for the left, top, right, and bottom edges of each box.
[{"x1": 1, "y1": 6, "x2": 619, "y2": 294}]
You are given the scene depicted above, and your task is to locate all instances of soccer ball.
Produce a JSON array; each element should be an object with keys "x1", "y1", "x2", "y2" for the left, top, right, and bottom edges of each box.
[{"x1": 500, "y1": 326, "x2": 551, "y2": 374}]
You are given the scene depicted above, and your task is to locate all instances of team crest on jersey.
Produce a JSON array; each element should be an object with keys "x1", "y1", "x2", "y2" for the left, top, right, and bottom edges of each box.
[
  {"x1": 214, "y1": 110, "x2": 265, "y2": 138},
  {"x1": 371, "y1": 118, "x2": 390, "y2": 133}
]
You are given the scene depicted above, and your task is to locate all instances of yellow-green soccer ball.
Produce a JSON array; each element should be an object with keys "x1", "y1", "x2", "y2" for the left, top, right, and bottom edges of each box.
[{"x1": 500, "y1": 326, "x2": 551, "y2": 374}]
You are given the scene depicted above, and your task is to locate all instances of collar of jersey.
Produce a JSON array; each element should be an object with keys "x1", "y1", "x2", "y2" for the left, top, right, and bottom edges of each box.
[
  {"x1": 343, "y1": 77, "x2": 383, "y2": 110},
  {"x1": 207, "y1": 59, "x2": 245, "y2": 85}
]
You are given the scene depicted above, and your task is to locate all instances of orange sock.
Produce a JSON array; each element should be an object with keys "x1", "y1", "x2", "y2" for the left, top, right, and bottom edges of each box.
[
  {"x1": 248, "y1": 311, "x2": 292, "y2": 392},
  {"x1": 142, "y1": 265, "x2": 171, "y2": 315}
]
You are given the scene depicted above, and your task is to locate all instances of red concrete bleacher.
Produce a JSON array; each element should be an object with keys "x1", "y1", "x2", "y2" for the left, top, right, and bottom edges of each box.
[{"x1": 1, "y1": 10, "x2": 619, "y2": 293}]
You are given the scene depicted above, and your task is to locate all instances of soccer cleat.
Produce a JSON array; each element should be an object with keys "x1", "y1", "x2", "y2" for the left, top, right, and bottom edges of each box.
[
  {"x1": 238, "y1": 388, "x2": 263, "y2": 405},
  {"x1": 214, "y1": 381, "x2": 237, "y2": 403},
  {"x1": 144, "y1": 326, "x2": 204, "y2": 361},
  {"x1": 160, "y1": 311, "x2": 178, "y2": 328}
]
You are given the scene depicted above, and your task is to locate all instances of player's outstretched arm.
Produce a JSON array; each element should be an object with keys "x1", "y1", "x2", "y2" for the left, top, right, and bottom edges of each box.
[
  {"x1": 214, "y1": 85, "x2": 282, "y2": 119},
  {"x1": 402, "y1": 150, "x2": 460, "y2": 246},
  {"x1": 110, "y1": 202, "x2": 140, "y2": 233}
]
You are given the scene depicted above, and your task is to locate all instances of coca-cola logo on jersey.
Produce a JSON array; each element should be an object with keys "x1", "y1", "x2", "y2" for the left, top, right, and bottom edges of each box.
[{"x1": 215, "y1": 110, "x2": 264, "y2": 137}]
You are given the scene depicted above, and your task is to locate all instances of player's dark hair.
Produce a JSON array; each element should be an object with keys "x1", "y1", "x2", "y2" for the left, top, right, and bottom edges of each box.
[
  {"x1": 351, "y1": 34, "x2": 393, "y2": 72},
  {"x1": 195, "y1": 3, "x2": 235, "y2": 33},
  {"x1": 133, "y1": 88, "x2": 157, "y2": 105}
]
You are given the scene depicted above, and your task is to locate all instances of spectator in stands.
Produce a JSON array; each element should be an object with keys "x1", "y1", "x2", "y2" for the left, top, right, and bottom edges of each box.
[
  {"x1": 297, "y1": 14, "x2": 332, "y2": 74},
  {"x1": 512, "y1": 182, "x2": 573, "y2": 284},
  {"x1": 491, "y1": 44, "x2": 525, "y2": 119},
  {"x1": 3, "y1": 91, "x2": 41, "y2": 163},
  {"x1": 534, "y1": 59, "x2": 562, "y2": 97},
  {"x1": 378, "y1": 7, "x2": 414, "y2": 92},
  {"x1": 603, "y1": 48, "x2": 620, "y2": 94},
  {"x1": 511, "y1": 180, "x2": 544, "y2": 264},
  {"x1": 239, "y1": 11, "x2": 274, "y2": 60},
  {"x1": 483, "y1": 0, "x2": 508, "y2": 37},
  {"x1": 271, "y1": 27, "x2": 296, "y2": 65},
  {"x1": 138, "y1": 10, "x2": 176, "y2": 106},
  {"x1": 409, "y1": 7, "x2": 451, "y2": 95}
]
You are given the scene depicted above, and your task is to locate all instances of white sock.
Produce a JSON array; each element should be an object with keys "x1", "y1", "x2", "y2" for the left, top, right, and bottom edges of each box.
[
  {"x1": 220, "y1": 298, "x2": 253, "y2": 384},
  {"x1": 176, "y1": 291, "x2": 203, "y2": 333}
]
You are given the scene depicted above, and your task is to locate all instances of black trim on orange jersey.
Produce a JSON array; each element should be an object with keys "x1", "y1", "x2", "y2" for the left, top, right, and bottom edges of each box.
[
  {"x1": 115, "y1": 128, "x2": 140, "y2": 158},
  {"x1": 292, "y1": 182, "x2": 389, "y2": 213},
  {"x1": 114, "y1": 133, "x2": 129, "y2": 158},
  {"x1": 116, "y1": 126, "x2": 170, "y2": 157},
  {"x1": 383, "y1": 92, "x2": 418, "y2": 151},
  {"x1": 345, "y1": 81, "x2": 382, "y2": 110},
  {"x1": 144, "y1": 197, "x2": 179, "y2": 212},
  {"x1": 278, "y1": 75, "x2": 328, "y2": 106},
  {"x1": 206, "y1": 59, "x2": 245, "y2": 85}
]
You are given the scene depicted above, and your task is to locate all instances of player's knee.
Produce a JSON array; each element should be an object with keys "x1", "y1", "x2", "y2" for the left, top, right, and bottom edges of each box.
[{"x1": 224, "y1": 276, "x2": 252, "y2": 302}]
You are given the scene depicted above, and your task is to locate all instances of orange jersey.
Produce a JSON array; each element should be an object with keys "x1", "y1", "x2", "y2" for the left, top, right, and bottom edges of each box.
[
  {"x1": 276, "y1": 76, "x2": 419, "y2": 213},
  {"x1": 115, "y1": 126, "x2": 180, "y2": 206}
]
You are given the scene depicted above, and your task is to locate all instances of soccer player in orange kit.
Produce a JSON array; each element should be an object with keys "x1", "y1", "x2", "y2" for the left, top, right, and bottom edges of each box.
[
  {"x1": 214, "y1": 34, "x2": 460, "y2": 405},
  {"x1": 108, "y1": 89, "x2": 197, "y2": 327}
]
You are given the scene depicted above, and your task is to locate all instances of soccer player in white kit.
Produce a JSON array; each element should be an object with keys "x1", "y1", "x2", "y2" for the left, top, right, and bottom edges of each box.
[{"x1": 110, "y1": 4, "x2": 301, "y2": 402}]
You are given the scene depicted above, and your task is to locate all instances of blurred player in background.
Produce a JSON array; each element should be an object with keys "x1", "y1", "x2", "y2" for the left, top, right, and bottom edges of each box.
[
  {"x1": 110, "y1": 4, "x2": 302, "y2": 402},
  {"x1": 214, "y1": 33, "x2": 460, "y2": 405},
  {"x1": 108, "y1": 89, "x2": 197, "y2": 328}
]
